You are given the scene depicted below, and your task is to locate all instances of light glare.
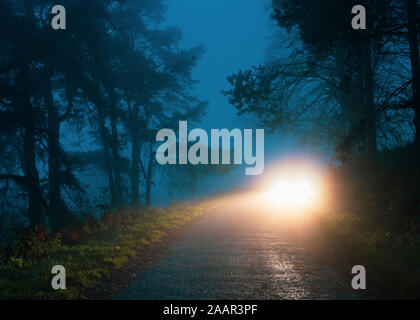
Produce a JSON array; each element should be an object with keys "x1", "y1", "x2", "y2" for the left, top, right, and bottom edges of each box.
[{"x1": 265, "y1": 177, "x2": 319, "y2": 209}]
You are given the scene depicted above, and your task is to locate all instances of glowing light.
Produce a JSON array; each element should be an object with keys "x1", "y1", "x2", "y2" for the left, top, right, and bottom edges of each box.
[
  {"x1": 265, "y1": 178, "x2": 318, "y2": 209},
  {"x1": 253, "y1": 160, "x2": 325, "y2": 216}
]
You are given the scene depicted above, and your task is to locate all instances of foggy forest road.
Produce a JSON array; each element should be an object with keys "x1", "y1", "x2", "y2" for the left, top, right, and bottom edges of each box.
[{"x1": 116, "y1": 195, "x2": 355, "y2": 300}]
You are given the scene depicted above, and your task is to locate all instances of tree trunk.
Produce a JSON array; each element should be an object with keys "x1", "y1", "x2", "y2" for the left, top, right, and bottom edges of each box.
[
  {"x1": 145, "y1": 142, "x2": 153, "y2": 209},
  {"x1": 360, "y1": 39, "x2": 377, "y2": 156},
  {"x1": 18, "y1": 0, "x2": 43, "y2": 225},
  {"x1": 97, "y1": 111, "x2": 115, "y2": 206},
  {"x1": 131, "y1": 135, "x2": 141, "y2": 205},
  {"x1": 79, "y1": 75, "x2": 116, "y2": 207},
  {"x1": 102, "y1": 70, "x2": 122, "y2": 208},
  {"x1": 23, "y1": 120, "x2": 44, "y2": 225},
  {"x1": 45, "y1": 69, "x2": 64, "y2": 230},
  {"x1": 21, "y1": 77, "x2": 43, "y2": 225},
  {"x1": 110, "y1": 114, "x2": 122, "y2": 207},
  {"x1": 407, "y1": 0, "x2": 420, "y2": 144}
]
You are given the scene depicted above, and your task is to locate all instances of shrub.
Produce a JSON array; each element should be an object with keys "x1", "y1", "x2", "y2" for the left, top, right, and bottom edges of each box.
[
  {"x1": 307, "y1": 147, "x2": 420, "y2": 299},
  {"x1": 7, "y1": 225, "x2": 61, "y2": 267}
]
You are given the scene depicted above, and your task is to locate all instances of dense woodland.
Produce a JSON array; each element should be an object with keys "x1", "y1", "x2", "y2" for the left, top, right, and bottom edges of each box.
[
  {"x1": 0, "y1": 0, "x2": 418, "y2": 223},
  {"x1": 0, "y1": 0, "x2": 213, "y2": 234},
  {"x1": 226, "y1": 0, "x2": 419, "y2": 154},
  {"x1": 224, "y1": 0, "x2": 420, "y2": 298},
  {"x1": 0, "y1": 0, "x2": 419, "y2": 299},
  {"x1": 225, "y1": 0, "x2": 420, "y2": 213}
]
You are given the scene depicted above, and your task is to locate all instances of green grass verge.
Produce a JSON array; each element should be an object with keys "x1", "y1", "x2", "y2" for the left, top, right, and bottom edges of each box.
[{"x1": 0, "y1": 203, "x2": 204, "y2": 300}]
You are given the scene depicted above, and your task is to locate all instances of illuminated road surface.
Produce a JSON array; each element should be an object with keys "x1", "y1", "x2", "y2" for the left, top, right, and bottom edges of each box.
[{"x1": 116, "y1": 195, "x2": 354, "y2": 299}]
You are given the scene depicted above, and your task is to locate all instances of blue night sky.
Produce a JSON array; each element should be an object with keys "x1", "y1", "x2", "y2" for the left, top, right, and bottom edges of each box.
[
  {"x1": 163, "y1": 0, "x2": 321, "y2": 171},
  {"x1": 164, "y1": 0, "x2": 272, "y2": 130},
  {"x1": 158, "y1": 0, "x2": 323, "y2": 200}
]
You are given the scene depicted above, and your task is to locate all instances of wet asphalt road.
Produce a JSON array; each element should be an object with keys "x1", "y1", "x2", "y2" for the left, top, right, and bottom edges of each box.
[{"x1": 116, "y1": 195, "x2": 354, "y2": 300}]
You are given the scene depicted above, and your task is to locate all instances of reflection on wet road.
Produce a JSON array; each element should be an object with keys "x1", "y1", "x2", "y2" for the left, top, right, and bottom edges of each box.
[{"x1": 117, "y1": 196, "x2": 353, "y2": 299}]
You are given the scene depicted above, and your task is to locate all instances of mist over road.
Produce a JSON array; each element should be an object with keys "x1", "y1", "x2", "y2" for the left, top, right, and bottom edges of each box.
[{"x1": 116, "y1": 195, "x2": 354, "y2": 300}]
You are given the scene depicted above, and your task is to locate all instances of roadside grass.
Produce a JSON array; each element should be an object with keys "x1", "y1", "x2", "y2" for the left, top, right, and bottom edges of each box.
[
  {"x1": 303, "y1": 148, "x2": 420, "y2": 299},
  {"x1": 0, "y1": 202, "x2": 206, "y2": 300},
  {"x1": 307, "y1": 212, "x2": 420, "y2": 299}
]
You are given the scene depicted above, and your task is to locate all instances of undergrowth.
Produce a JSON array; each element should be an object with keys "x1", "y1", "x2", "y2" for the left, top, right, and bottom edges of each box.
[{"x1": 0, "y1": 202, "x2": 205, "y2": 299}]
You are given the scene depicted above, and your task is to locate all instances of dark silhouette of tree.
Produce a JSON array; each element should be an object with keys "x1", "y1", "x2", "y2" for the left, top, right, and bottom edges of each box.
[
  {"x1": 225, "y1": 0, "x2": 419, "y2": 159},
  {"x1": 406, "y1": 0, "x2": 420, "y2": 144},
  {"x1": 0, "y1": 0, "x2": 206, "y2": 229}
]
